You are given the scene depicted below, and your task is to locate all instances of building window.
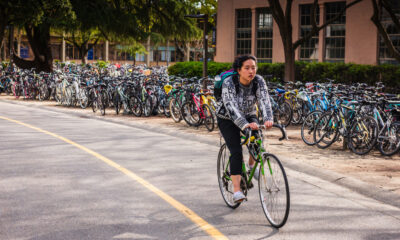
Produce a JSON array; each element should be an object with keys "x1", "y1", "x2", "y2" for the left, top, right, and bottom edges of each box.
[
  {"x1": 378, "y1": 0, "x2": 400, "y2": 64},
  {"x1": 324, "y1": 2, "x2": 346, "y2": 62},
  {"x1": 50, "y1": 44, "x2": 60, "y2": 60},
  {"x1": 236, "y1": 9, "x2": 252, "y2": 56},
  {"x1": 299, "y1": 4, "x2": 320, "y2": 61},
  {"x1": 256, "y1": 8, "x2": 273, "y2": 63},
  {"x1": 66, "y1": 44, "x2": 74, "y2": 60}
]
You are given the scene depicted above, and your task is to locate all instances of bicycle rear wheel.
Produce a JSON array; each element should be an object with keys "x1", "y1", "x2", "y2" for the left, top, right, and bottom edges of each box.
[
  {"x1": 217, "y1": 144, "x2": 241, "y2": 209},
  {"x1": 258, "y1": 153, "x2": 290, "y2": 228}
]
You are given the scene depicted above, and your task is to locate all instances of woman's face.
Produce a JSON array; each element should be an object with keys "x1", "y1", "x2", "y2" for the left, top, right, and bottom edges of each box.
[{"x1": 238, "y1": 59, "x2": 257, "y2": 84}]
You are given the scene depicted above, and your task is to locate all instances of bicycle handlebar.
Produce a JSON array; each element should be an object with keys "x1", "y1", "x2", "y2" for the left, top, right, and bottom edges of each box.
[{"x1": 240, "y1": 123, "x2": 287, "y2": 145}]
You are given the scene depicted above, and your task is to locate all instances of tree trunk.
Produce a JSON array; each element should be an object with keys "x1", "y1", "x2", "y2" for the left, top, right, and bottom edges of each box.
[
  {"x1": 0, "y1": 9, "x2": 8, "y2": 62},
  {"x1": 174, "y1": 38, "x2": 185, "y2": 62},
  {"x1": 371, "y1": 0, "x2": 400, "y2": 62},
  {"x1": 156, "y1": 49, "x2": 159, "y2": 66},
  {"x1": 80, "y1": 47, "x2": 87, "y2": 64},
  {"x1": 284, "y1": 46, "x2": 295, "y2": 84},
  {"x1": 13, "y1": 24, "x2": 53, "y2": 72}
]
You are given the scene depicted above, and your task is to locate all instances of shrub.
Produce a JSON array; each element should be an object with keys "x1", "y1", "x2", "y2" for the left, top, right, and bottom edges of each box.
[{"x1": 168, "y1": 61, "x2": 400, "y2": 92}]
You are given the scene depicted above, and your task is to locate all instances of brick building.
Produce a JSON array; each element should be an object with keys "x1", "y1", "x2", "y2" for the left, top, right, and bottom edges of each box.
[{"x1": 215, "y1": 0, "x2": 399, "y2": 65}]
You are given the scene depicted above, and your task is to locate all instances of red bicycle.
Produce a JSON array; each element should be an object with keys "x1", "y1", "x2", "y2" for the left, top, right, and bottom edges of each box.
[{"x1": 181, "y1": 88, "x2": 215, "y2": 132}]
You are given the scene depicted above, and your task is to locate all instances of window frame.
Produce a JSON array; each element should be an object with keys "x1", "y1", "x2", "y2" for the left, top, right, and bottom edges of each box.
[
  {"x1": 299, "y1": 4, "x2": 320, "y2": 62},
  {"x1": 235, "y1": 8, "x2": 252, "y2": 56},
  {"x1": 256, "y1": 7, "x2": 273, "y2": 63},
  {"x1": 324, "y1": 1, "x2": 346, "y2": 63}
]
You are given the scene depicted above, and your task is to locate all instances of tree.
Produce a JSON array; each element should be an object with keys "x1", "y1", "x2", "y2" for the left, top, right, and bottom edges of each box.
[
  {"x1": 267, "y1": 0, "x2": 362, "y2": 83},
  {"x1": 10, "y1": 0, "x2": 74, "y2": 72},
  {"x1": 0, "y1": 1, "x2": 13, "y2": 61},
  {"x1": 6, "y1": 0, "x2": 203, "y2": 71},
  {"x1": 115, "y1": 40, "x2": 147, "y2": 66},
  {"x1": 371, "y1": 0, "x2": 400, "y2": 62}
]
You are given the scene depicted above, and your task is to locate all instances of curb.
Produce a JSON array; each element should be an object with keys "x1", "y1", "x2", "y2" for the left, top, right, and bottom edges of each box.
[{"x1": 1, "y1": 98, "x2": 400, "y2": 209}]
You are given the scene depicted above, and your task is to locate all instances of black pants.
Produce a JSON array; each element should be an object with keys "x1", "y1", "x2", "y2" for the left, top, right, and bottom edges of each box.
[{"x1": 217, "y1": 116, "x2": 258, "y2": 175}]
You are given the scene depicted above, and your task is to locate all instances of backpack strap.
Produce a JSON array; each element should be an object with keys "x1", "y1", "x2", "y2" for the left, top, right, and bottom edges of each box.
[{"x1": 232, "y1": 74, "x2": 240, "y2": 94}]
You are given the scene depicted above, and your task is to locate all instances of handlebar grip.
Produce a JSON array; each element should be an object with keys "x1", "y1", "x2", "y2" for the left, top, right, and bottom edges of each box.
[{"x1": 240, "y1": 128, "x2": 251, "y2": 146}]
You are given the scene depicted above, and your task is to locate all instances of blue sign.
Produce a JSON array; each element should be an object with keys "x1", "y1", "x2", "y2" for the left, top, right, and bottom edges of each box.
[
  {"x1": 87, "y1": 48, "x2": 93, "y2": 60},
  {"x1": 20, "y1": 47, "x2": 29, "y2": 59}
]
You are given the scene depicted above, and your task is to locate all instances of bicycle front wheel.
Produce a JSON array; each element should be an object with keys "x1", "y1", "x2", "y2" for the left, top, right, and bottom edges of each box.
[
  {"x1": 378, "y1": 123, "x2": 400, "y2": 156},
  {"x1": 258, "y1": 153, "x2": 290, "y2": 228},
  {"x1": 202, "y1": 104, "x2": 215, "y2": 132},
  {"x1": 301, "y1": 110, "x2": 323, "y2": 146},
  {"x1": 217, "y1": 144, "x2": 241, "y2": 209}
]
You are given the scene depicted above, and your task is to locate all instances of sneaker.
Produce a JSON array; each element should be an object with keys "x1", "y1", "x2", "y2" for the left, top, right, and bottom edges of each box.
[
  {"x1": 233, "y1": 191, "x2": 247, "y2": 203},
  {"x1": 250, "y1": 165, "x2": 260, "y2": 181}
]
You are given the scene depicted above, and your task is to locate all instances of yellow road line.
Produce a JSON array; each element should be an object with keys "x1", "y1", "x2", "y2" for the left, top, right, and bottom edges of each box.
[{"x1": 0, "y1": 116, "x2": 228, "y2": 240}]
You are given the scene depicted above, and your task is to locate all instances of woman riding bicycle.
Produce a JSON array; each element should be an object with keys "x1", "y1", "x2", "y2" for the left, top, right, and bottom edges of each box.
[{"x1": 216, "y1": 55, "x2": 273, "y2": 203}]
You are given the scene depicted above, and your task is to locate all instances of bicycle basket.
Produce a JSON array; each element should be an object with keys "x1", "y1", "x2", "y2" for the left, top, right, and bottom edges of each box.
[
  {"x1": 297, "y1": 91, "x2": 308, "y2": 101},
  {"x1": 164, "y1": 85, "x2": 172, "y2": 94}
]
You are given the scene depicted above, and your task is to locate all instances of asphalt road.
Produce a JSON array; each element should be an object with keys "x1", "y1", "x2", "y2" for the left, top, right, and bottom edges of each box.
[{"x1": 1, "y1": 101, "x2": 400, "y2": 240}]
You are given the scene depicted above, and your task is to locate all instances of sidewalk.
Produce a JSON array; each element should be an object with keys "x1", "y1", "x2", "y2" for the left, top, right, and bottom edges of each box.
[{"x1": 1, "y1": 94, "x2": 399, "y2": 208}]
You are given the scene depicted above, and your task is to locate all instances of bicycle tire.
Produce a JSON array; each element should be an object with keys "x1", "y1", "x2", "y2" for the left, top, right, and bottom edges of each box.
[
  {"x1": 291, "y1": 101, "x2": 303, "y2": 125},
  {"x1": 347, "y1": 115, "x2": 378, "y2": 155},
  {"x1": 275, "y1": 101, "x2": 293, "y2": 127},
  {"x1": 181, "y1": 101, "x2": 201, "y2": 127},
  {"x1": 129, "y1": 96, "x2": 142, "y2": 117},
  {"x1": 217, "y1": 144, "x2": 242, "y2": 209},
  {"x1": 91, "y1": 92, "x2": 98, "y2": 113},
  {"x1": 99, "y1": 91, "x2": 106, "y2": 116},
  {"x1": 258, "y1": 153, "x2": 290, "y2": 228},
  {"x1": 169, "y1": 98, "x2": 182, "y2": 123},
  {"x1": 79, "y1": 89, "x2": 89, "y2": 109},
  {"x1": 301, "y1": 110, "x2": 323, "y2": 146},
  {"x1": 143, "y1": 96, "x2": 153, "y2": 117},
  {"x1": 378, "y1": 122, "x2": 400, "y2": 156},
  {"x1": 114, "y1": 92, "x2": 121, "y2": 115},
  {"x1": 314, "y1": 111, "x2": 339, "y2": 149},
  {"x1": 12, "y1": 83, "x2": 20, "y2": 99},
  {"x1": 202, "y1": 104, "x2": 215, "y2": 132}
]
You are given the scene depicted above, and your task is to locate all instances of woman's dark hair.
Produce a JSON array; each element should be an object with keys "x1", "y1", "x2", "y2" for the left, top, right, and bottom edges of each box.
[{"x1": 233, "y1": 55, "x2": 257, "y2": 72}]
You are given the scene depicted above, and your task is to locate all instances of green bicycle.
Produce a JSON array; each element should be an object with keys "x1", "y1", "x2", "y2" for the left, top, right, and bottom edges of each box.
[{"x1": 217, "y1": 124, "x2": 290, "y2": 228}]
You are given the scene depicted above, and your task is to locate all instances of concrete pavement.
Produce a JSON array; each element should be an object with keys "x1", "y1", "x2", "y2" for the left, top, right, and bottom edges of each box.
[{"x1": 1, "y1": 101, "x2": 400, "y2": 239}]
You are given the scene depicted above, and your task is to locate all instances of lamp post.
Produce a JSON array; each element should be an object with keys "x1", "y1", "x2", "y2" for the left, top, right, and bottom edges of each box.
[{"x1": 185, "y1": 14, "x2": 209, "y2": 89}]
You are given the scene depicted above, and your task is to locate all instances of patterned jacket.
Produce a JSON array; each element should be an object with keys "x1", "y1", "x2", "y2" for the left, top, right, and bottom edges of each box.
[{"x1": 216, "y1": 74, "x2": 273, "y2": 130}]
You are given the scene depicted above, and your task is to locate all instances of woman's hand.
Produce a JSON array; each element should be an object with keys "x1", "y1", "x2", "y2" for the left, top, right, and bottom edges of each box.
[
  {"x1": 264, "y1": 121, "x2": 273, "y2": 129},
  {"x1": 247, "y1": 122, "x2": 259, "y2": 130}
]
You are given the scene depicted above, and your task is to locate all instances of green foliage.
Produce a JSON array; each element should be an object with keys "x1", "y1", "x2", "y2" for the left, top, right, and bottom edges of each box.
[
  {"x1": 169, "y1": 61, "x2": 400, "y2": 92},
  {"x1": 1, "y1": 62, "x2": 9, "y2": 69},
  {"x1": 116, "y1": 41, "x2": 147, "y2": 57},
  {"x1": 96, "y1": 61, "x2": 109, "y2": 69},
  {"x1": 168, "y1": 61, "x2": 231, "y2": 77}
]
